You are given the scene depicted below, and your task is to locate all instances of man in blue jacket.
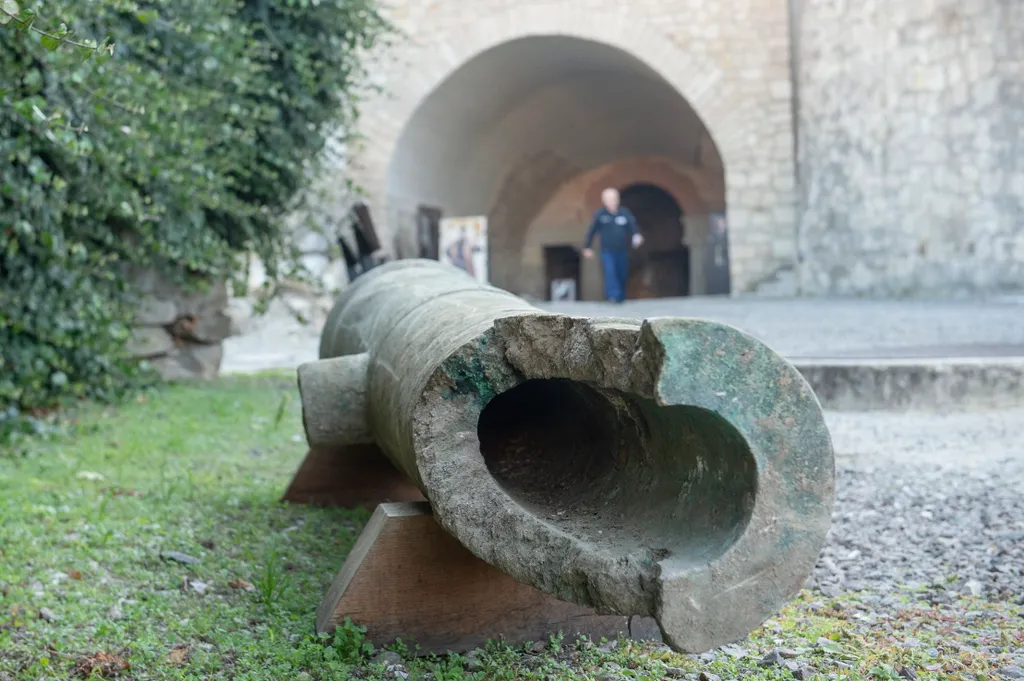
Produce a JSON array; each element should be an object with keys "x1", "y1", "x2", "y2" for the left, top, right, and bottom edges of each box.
[{"x1": 582, "y1": 188, "x2": 644, "y2": 303}]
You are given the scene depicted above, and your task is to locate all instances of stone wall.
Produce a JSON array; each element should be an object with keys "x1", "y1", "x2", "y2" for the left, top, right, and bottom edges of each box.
[
  {"x1": 795, "y1": 0, "x2": 1024, "y2": 297},
  {"x1": 128, "y1": 269, "x2": 236, "y2": 379}
]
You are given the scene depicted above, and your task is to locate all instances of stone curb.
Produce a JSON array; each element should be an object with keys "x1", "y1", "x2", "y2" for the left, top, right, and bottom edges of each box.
[{"x1": 792, "y1": 357, "x2": 1024, "y2": 411}]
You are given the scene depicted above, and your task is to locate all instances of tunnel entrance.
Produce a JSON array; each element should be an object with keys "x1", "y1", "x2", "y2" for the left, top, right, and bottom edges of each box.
[
  {"x1": 620, "y1": 183, "x2": 689, "y2": 299},
  {"x1": 385, "y1": 35, "x2": 728, "y2": 300}
]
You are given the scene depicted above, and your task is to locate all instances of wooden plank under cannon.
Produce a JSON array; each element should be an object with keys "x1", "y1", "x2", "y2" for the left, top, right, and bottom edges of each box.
[
  {"x1": 316, "y1": 502, "x2": 662, "y2": 655},
  {"x1": 281, "y1": 445, "x2": 424, "y2": 509}
]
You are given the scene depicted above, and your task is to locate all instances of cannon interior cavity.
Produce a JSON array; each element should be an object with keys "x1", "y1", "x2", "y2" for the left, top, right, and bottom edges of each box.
[{"x1": 477, "y1": 378, "x2": 758, "y2": 567}]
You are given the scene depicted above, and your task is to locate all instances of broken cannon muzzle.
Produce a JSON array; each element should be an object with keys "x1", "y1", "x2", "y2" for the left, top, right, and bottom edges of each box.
[{"x1": 297, "y1": 259, "x2": 835, "y2": 653}]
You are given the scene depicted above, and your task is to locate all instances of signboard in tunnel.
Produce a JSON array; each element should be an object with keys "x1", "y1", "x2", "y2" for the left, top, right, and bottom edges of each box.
[{"x1": 439, "y1": 216, "x2": 488, "y2": 284}]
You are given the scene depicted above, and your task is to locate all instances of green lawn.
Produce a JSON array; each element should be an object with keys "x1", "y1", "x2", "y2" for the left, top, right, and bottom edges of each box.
[{"x1": 0, "y1": 375, "x2": 1019, "y2": 680}]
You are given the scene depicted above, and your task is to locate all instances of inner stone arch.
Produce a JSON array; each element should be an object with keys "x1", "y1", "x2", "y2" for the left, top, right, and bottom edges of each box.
[
  {"x1": 386, "y1": 34, "x2": 729, "y2": 299},
  {"x1": 619, "y1": 182, "x2": 688, "y2": 299}
]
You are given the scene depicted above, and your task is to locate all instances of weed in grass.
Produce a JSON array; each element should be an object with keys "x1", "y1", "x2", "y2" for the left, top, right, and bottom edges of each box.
[{"x1": 250, "y1": 543, "x2": 291, "y2": 607}]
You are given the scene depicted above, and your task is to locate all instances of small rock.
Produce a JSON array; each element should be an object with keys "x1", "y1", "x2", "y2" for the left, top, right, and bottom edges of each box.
[
  {"x1": 464, "y1": 650, "x2": 485, "y2": 672},
  {"x1": 664, "y1": 669, "x2": 687, "y2": 679},
  {"x1": 107, "y1": 606, "x2": 124, "y2": 621},
  {"x1": 759, "y1": 649, "x2": 784, "y2": 667},
  {"x1": 999, "y1": 666, "x2": 1024, "y2": 680},
  {"x1": 161, "y1": 551, "x2": 200, "y2": 566},
  {"x1": 778, "y1": 648, "x2": 800, "y2": 659},
  {"x1": 372, "y1": 651, "x2": 404, "y2": 668},
  {"x1": 963, "y1": 580, "x2": 984, "y2": 597},
  {"x1": 792, "y1": 667, "x2": 817, "y2": 680},
  {"x1": 598, "y1": 674, "x2": 621, "y2": 681},
  {"x1": 134, "y1": 296, "x2": 178, "y2": 326},
  {"x1": 188, "y1": 580, "x2": 209, "y2": 595},
  {"x1": 898, "y1": 667, "x2": 919, "y2": 680},
  {"x1": 528, "y1": 640, "x2": 547, "y2": 654},
  {"x1": 698, "y1": 673, "x2": 721, "y2": 681},
  {"x1": 39, "y1": 607, "x2": 59, "y2": 622},
  {"x1": 127, "y1": 326, "x2": 177, "y2": 358},
  {"x1": 720, "y1": 645, "x2": 748, "y2": 659}
]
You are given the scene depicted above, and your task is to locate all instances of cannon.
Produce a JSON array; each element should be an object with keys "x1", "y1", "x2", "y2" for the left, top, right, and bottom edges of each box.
[{"x1": 293, "y1": 259, "x2": 834, "y2": 654}]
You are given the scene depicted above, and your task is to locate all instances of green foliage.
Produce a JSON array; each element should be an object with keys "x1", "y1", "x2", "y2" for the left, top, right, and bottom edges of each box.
[{"x1": 0, "y1": 0, "x2": 390, "y2": 424}]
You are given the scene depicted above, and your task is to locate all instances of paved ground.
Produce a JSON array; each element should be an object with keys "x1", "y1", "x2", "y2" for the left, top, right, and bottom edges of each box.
[
  {"x1": 222, "y1": 295, "x2": 1024, "y2": 374},
  {"x1": 540, "y1": 296, "x2": 1024, "y2": 359}
]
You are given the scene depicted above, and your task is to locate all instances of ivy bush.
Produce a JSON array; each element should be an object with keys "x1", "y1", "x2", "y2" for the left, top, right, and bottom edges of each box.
[{"x1": 0, "y1": 0, "x2": 390, "y2": 427}]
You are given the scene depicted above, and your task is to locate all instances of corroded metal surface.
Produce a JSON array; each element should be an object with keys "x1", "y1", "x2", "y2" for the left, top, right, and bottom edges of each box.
[{"x1": 297, "y1": 259, "x2": 835, "y2": 653}]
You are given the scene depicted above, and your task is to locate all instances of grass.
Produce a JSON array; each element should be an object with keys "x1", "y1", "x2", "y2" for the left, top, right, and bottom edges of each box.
[{"x1": 0, "y1": 374, "x2": 1021, "y2": 680}]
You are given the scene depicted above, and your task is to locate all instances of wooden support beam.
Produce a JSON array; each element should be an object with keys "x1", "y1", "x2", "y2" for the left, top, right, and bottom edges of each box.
[
  {"x1": 281, "y1": 445, "x2": 424, "y2": 510},
  {"x1": 316, "y1": 502, "x2": 662, "y2": 655}
]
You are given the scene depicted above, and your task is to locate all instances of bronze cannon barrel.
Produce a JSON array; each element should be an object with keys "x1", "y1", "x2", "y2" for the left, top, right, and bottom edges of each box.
[{"x1": 297, "y1": 259, "x2": 835, "y2": 653}]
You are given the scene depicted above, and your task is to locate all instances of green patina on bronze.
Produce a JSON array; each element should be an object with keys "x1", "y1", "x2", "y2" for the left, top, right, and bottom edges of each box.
[{"x1": 296, "y1": 259, "x2": 835, "y2": 656}]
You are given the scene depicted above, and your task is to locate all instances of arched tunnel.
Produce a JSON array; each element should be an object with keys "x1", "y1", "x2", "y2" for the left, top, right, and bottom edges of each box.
[{"x1": 385, "y1": 35, "x2": 728, "y2": 300}]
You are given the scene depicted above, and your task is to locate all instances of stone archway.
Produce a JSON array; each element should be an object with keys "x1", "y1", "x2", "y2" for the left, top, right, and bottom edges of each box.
[
  {"x1": 523, "y1": 156, "x2": 723, "y2": 300},
  {"x1": 336, "y1": 2, "x2": 797, "y2": 294},
  {"x1": 384, "y1": 35, "x2": 726, "y2": 296}
]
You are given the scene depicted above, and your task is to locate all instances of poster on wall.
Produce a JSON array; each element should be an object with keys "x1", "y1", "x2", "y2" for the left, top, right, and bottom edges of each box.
[
  {"x1": 704, "y1": 211, "x2": 732, "y2": 295},
  {"x1": 439, "y1": 215, "x2": 488, "y2": 284}
]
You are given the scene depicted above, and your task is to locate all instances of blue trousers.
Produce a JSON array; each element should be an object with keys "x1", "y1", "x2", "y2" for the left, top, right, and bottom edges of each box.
[{"x1": 600, "y1": 250, "x2": 629, "y2": 303}]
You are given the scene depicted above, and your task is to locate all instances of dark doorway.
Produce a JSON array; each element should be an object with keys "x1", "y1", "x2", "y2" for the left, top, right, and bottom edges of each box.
[
  {"x1": 416, "y1": 205, "x2": 442, "y2": 259},
  {"x1": 618, "y1": 183, "x2": 689, "y2": 299},
  {"x1": 543, "y1": 245, "x2": 581, "y2": 301}
]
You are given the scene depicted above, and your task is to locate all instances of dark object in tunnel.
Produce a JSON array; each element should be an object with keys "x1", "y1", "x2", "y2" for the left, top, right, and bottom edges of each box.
[
  {"x1": 338, "y1": 201, "x2": 387, "y2": 281},
  {"x1": 296, "y1": 258, "x2": 835, "y2": 654}
]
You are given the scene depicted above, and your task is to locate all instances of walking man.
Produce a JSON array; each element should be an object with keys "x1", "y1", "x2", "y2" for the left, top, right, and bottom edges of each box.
[{"x1": 582, "y1": 188, "x2": 643, "y2": 303}]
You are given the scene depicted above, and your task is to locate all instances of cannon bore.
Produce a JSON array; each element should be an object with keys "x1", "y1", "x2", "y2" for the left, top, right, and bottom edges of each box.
[{"x1": 297, "y1": 259, "x2": 835, "y2": 653}]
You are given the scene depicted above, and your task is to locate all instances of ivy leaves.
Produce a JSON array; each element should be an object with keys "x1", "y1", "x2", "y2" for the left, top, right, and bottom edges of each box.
[
  {"x1": 0, "y1": 0, "x2": 115, "y2": 62},
  {"x1": 1, "y1": 0, "x2": 390, "y2": 418}
]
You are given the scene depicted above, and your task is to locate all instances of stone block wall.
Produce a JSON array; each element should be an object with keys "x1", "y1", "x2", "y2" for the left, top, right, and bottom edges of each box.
[
  {"x1": 128, "y1": 268, "x2": 236, "y2": 379},
  {"x1": 795, "y1": 0, "x2": 1024, "y2": 297}
]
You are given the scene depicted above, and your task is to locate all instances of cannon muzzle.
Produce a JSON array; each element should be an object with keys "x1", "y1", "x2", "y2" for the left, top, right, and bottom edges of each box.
[{"x1": 297, "y1": 259, "x2": 834, "y2": 653}]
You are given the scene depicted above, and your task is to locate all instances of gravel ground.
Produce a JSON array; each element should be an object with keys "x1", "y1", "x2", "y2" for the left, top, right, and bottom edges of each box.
[
  {"x1": 824, "y1": 408, "x2": 1024, "y2": 599},
  {"x1": 788, "y1": 409, "x2": 1024, "y2": 678}
]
